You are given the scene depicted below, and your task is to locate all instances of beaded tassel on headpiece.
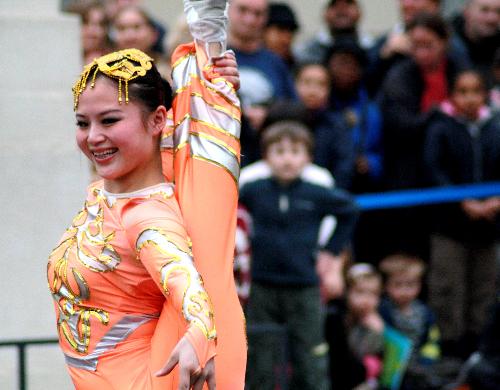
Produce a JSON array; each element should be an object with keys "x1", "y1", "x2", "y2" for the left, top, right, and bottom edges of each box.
[{"x1": 72, "y1": 48, "x2": 154, "y2": 110}]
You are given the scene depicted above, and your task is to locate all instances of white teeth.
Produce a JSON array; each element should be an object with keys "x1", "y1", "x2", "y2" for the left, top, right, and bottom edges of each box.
[{"x1": 93, "y1": 150, "x2": 116, "y2": 158}]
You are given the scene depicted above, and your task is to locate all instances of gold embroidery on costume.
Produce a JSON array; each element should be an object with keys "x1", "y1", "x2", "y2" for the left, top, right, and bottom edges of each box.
[
  {"x1": 72, "y1": 48, "x2": 154, "y2": 110},
  {"x1": 47, "y1": 191, "x2": 120, "y2": 354},
  {"x1": 136, "y1": 229, "x2": 216, "y2": 340}
]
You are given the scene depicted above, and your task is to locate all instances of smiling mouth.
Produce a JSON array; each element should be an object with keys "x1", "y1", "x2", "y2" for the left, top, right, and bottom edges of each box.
[{"x1": 92, "y1": 149, "x2": 118, "y2": 161}]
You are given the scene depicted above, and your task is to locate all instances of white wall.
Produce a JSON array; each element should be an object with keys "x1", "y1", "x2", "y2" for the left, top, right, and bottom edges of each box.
[{"x1": 0, "y1": 0, "x2": 86, "y2": 388}]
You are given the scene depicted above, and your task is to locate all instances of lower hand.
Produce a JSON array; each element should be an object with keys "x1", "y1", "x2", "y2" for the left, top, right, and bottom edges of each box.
[
  {"x1": 155, "y1": 336, "x2": 215, "y2": 390},
  {"x1": 316, "y1": 251, "x2": 345, "y2": 299}
]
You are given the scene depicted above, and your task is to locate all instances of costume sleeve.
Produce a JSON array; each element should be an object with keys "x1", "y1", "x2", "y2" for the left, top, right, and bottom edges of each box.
[{"x1": 125, "y1": 200, "x2": 217, "y2": 368}]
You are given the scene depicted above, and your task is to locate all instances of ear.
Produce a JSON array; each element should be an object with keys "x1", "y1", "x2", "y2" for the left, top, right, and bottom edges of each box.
[{"x1": 148, "y1": 106, "x2": 168, "y2": 136}]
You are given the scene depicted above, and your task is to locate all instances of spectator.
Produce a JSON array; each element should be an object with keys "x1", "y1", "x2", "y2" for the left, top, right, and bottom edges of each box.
[
  {"x1": 105, "y1": 0, "x2": 167, "y2": 54},
  {"x1": 317, "y1": 39, "x2": 384, "y2": 263},
  {"x1": 377, "y1": 12, "x2": 467, "y2": 260},
  {"x1": 423, "y1": 69, "x2": 500, "y2": 360},
  {"x1": 295, "y1": 0, "x2": 374, "y2": 65},
  {"x1": 111, "y1": 5, "x2": 170, "y2": 80},
  {"x1": 228, "y1": 0, "x2": 297, "y2": 131},
  {"x1": 367, "y1": 0, "x2": 442, "y2": 94},
  {"x1": 289, "y1": 61, "x2": 353, "y2": 189},
  {"x1": 379, "y1": 254, "x2": 442, "y2": 389},
  {"x1": 449, "y1": 0, "x2": 500, "y2": 86},
  {"x1": 71, "y1": 0, "x2": 112, "y2": 64},
  {"x1": 263, "y1": 2, "x2": 300, "y2": 70},
  {"x1": 227, "y1": 0, "x2": 297, "y2": 167},
  {"x1": 241, "y1": 121, "x2": 358, "y2": 390},
  {"x1": 325, "y1": 39, "x2": 383, "y2": 193},
  {"x1": 326, "y1": 263, "x2": 384, "y2": 390}
]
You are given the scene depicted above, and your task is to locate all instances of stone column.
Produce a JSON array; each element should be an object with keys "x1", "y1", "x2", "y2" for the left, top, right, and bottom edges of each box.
[{"x1": 0, "y1": 1, "x2": 86, "y2": 388}]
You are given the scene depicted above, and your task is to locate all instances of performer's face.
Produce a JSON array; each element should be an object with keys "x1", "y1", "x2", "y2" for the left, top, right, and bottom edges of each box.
[{"x1": 75, "y1": 76, "x2": 165, "y2": 193}]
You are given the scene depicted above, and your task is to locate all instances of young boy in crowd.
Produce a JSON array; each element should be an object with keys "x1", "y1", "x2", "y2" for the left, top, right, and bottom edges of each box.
[
  {"x1": 423, "y1": 69, "x2": 500, "y2": 360},
  {"x1": 326, "y1": 263, "x2": 385, "y2": 390},
  {"x1": 379, "y1": 254, "x2": 441, "y2": 389},
  {"x1": 240, "y1": 121, "x2": 358, "y2": 390}
]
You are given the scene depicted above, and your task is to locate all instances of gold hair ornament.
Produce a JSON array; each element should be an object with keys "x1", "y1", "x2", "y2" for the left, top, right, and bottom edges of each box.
[{"x1": 72, "y1": 48, "x2": 154, "y2": 110}]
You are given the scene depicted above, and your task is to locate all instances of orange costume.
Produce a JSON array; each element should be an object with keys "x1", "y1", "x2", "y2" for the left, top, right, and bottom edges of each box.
[{"x1": 47, "y1": 41, "x2": 246, "y2": 389}]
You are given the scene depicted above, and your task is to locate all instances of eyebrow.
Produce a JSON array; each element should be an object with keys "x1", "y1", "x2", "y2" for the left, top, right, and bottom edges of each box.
[{"x1": 76, "y1": 109, "x2": 122, "y2": 118}]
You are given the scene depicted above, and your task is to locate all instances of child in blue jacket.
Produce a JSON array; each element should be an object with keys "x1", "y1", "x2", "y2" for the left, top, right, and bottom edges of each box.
[{"x1": 241, "y1": 120, "x2": 358, "y2": 390}]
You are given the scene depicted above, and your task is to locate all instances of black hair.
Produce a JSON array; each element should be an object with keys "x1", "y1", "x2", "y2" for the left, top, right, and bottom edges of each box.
[
  {"x1": 126, "y1": 64, "x2": 172, "y2": 112},
  {"x1": 293, "y1": 61, "x2": 329, "y2": 79},
  {"x1": 266, "y1": 3, "x2": 299, "y2": 32},
  {"x1": 407, "y1": 12, "x2": 449, "y2": 41},
  {"x1": 324, "y1": 37, "x2": 368, "y2": 67},
  {"x1": 449, "y1": 68, "x2": 487, "y2": 92}
]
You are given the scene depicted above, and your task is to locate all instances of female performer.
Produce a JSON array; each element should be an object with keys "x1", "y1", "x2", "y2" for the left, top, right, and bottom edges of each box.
[{"x1": 47, "y1": 1, "x2": 246, "y2": 388}]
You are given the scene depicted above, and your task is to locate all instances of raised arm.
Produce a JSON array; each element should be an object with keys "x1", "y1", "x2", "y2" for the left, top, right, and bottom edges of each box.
[{"x1": 160, "y1": 1, "x2": 247, "y2": 387}]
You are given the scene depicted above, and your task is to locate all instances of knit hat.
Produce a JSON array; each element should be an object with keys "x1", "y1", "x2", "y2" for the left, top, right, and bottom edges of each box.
[{"x1": 267, "y1": 3, "x2": 299, "y2": 32}]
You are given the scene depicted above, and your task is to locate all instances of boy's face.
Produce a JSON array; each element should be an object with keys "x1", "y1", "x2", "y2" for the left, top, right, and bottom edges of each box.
[
  {"x1": 296, "y1": 64, "x2": 331, "y2": 110},
  {"x1": 450, "y1": 73, "x2": 487, "y2": 120},
  {"x1": 347, "y1": 278, "x2": 381, "y2": 318},
  {"x1": 265, "y1": 137, "x2": 310, "y2": 184},
  {"x1": 385, "y1": 273, "x2": 421, "y2": 309}
]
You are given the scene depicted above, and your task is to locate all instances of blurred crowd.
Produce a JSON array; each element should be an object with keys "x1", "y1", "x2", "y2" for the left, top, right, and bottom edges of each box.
[{"x1": 64, "y1": 0, "x2": 500, "y2": 389}]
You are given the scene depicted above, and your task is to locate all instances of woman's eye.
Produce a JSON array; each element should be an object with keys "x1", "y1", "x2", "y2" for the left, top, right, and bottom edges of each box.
[
  {"x1": 76, "y1": 120, "x2": 88, "y2": 128},
  {"x1": 102, "y1": 117, "x2": 119, "y2": 125}
]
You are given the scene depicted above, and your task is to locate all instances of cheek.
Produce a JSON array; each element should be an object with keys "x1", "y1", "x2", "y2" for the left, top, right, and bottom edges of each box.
[{"x1": 76, "y1": 131, "x2": 88, "y2": 153}]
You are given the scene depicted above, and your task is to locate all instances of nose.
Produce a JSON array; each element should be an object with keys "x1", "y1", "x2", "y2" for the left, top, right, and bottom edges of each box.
[{"x1": 87, "y1": 123, "x2": 106, "y2": 145}]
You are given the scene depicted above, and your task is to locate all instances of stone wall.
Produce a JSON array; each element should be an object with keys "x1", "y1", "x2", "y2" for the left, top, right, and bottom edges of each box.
[{"x1": 0, "y1": 1, "x2": 86, "y2": 388}]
